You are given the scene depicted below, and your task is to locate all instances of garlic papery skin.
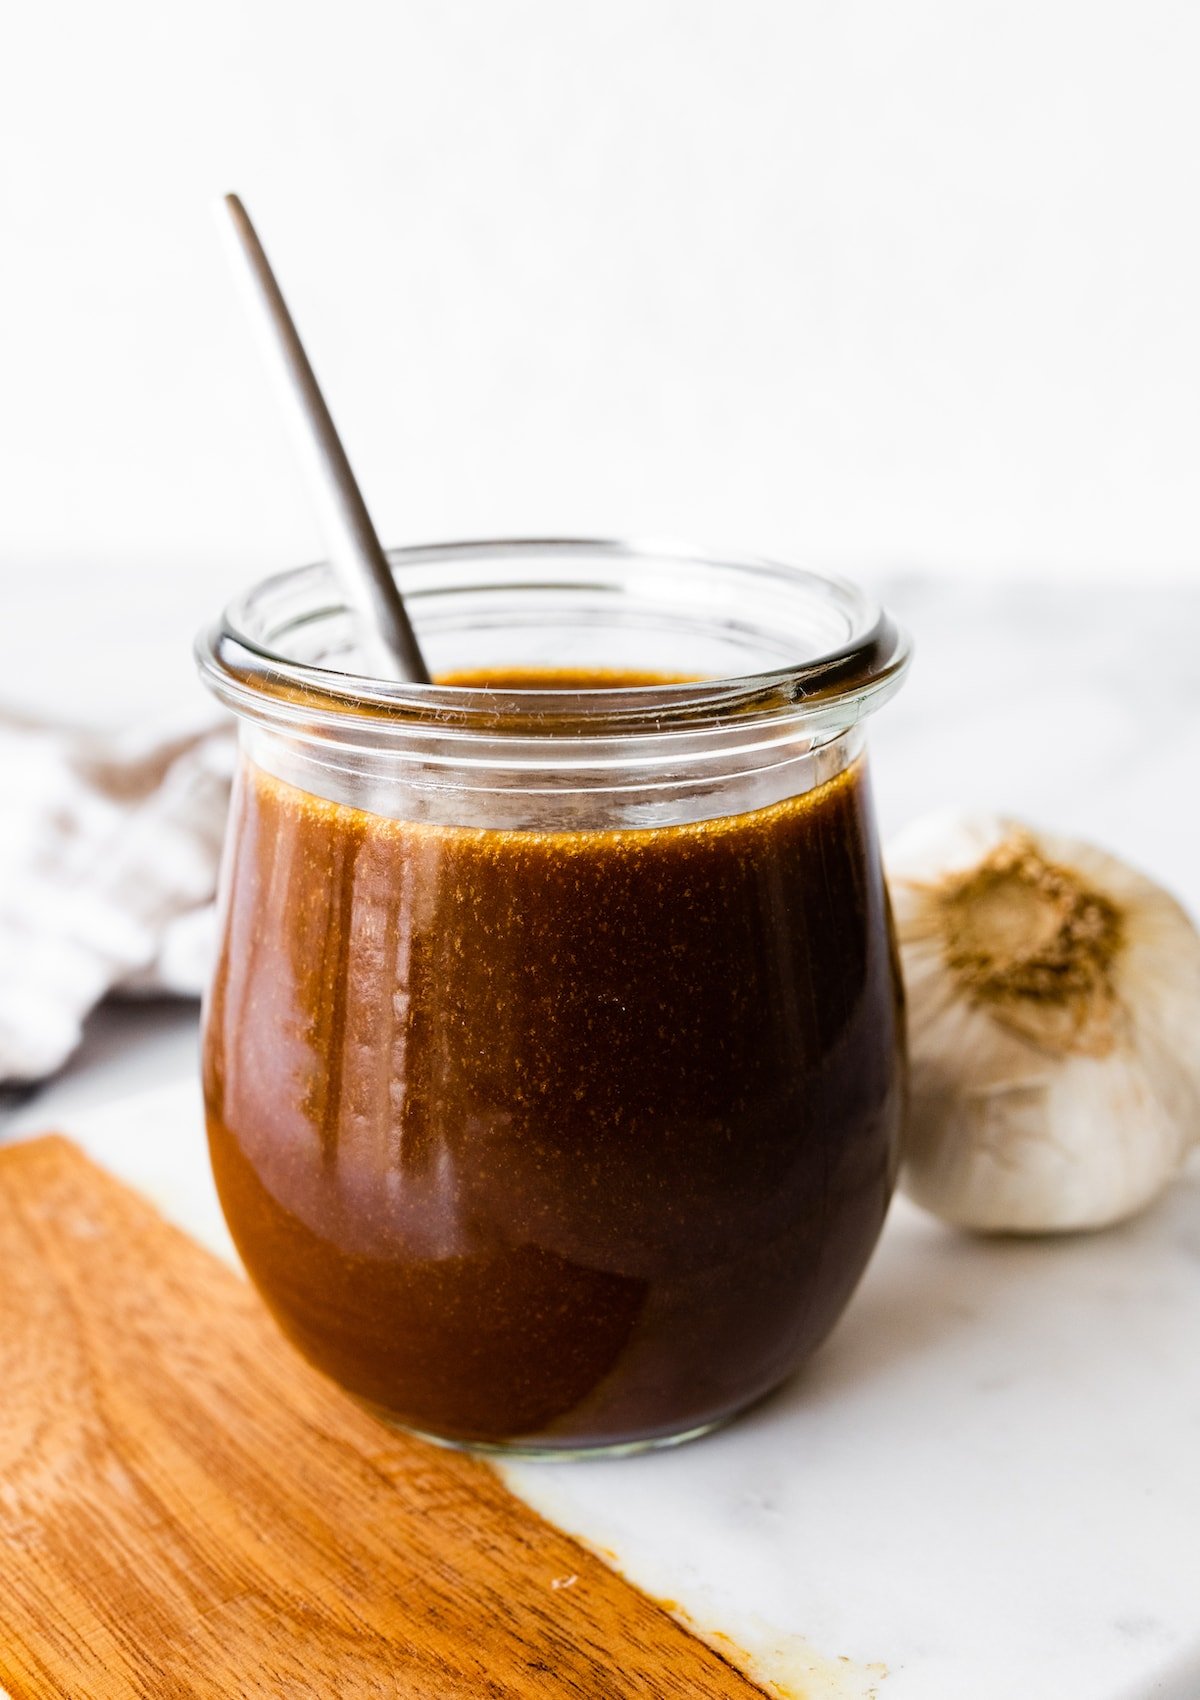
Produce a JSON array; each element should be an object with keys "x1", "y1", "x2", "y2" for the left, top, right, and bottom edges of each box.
[{"x1": 886, "y1": 811, "x2": 1200, "y2": 1234}]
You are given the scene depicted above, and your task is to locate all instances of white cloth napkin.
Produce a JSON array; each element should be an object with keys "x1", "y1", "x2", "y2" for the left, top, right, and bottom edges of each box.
[{"x1": 0, "y1": 709, "x2": 233, "y2": 1082}]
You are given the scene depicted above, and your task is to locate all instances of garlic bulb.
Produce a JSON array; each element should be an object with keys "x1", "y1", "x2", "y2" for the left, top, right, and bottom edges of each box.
[{"x1": 886, "y1": 811, "x2": 1200, "y2": 1233}]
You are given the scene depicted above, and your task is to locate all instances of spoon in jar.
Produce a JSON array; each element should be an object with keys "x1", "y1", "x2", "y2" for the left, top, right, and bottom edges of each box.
[{"x1": 217, "y1": 193, "x2": 431, "y2": 684}]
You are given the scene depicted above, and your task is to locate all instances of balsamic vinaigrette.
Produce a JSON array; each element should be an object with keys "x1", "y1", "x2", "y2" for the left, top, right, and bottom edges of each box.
[{"x1": 203, "y1": 669, "x2": 905, "y2": 1450}]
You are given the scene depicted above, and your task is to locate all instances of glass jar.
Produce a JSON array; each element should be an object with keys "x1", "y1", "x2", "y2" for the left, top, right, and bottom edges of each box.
[{"x1": 196, "y1": 539, "x2": 911, "y2": 1457}]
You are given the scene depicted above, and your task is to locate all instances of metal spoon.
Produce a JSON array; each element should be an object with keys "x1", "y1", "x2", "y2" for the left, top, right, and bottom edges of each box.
[{"x1": 218, "y1": 193, "x2": 431, "y2": 684}]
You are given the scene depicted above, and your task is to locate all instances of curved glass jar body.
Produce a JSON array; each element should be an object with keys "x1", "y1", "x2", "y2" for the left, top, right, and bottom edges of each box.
[{"x1": 197, "y1": 540, "x2": 911, "y2": 1457}]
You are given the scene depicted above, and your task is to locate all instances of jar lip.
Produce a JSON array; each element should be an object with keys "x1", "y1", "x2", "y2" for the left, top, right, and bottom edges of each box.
[{"x1": 195, "y1": 536, "x2": 912, "y2": 740}]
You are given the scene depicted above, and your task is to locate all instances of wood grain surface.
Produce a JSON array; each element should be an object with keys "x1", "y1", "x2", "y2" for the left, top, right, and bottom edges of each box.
[{"x1": 0, "y1": 1137, "x2": 768, "y2": 1699}]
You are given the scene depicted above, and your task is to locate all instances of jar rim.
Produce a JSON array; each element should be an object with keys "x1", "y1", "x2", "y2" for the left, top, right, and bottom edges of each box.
[{"x1": 195, "y1": 536, "x2": 912, "y2": 742}]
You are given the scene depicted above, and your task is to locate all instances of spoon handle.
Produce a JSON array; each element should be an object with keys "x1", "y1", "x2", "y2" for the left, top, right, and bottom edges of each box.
[{"x1": 219, "y1": 194, "x2": 431, "y2": 684}]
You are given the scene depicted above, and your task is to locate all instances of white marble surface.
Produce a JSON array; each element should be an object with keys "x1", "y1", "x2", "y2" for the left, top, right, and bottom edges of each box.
[{"x1": 3, "y1": 578, "x2": 1199, "y2": 1698}]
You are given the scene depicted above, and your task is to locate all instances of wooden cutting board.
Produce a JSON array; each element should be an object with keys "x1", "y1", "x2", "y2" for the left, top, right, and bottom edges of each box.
[{"x1": 0, "y1": 1137, "x2": 768, "y2": 1699}]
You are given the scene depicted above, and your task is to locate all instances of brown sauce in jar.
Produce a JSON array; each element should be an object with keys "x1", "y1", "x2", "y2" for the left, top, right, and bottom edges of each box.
[{"x1": 203, "y1": 668, "x2": 905, "y2": 1449}]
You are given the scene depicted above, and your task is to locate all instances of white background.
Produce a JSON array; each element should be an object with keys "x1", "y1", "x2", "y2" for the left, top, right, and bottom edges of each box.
[{"x1": 3, "y1": 0, "x2": 1200, "y2": 722}]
